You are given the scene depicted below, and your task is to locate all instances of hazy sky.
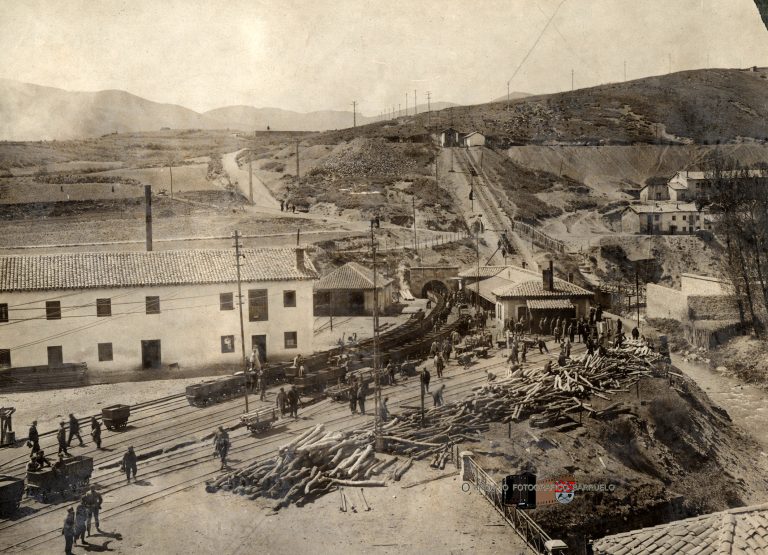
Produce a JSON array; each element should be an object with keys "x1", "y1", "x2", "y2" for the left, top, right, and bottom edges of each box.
[{"x1": 1, "y1": 0, "x2": 767, "y2": 115}]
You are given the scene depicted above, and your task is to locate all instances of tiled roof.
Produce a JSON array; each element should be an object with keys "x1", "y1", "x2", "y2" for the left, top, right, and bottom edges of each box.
[
  {"x1": 493, "y1": 279, "x2": 593, "y2": 299},
  {"x1": 0, "y1": 249, "x2": 318, "y2": 292},
  {"x1": 526, "y1": 299, "x2": 574, "y2": 310},
  {"x1": 475, "y1": 275, "x2": 515, "y2": 303},
  {"x1": 593, "y1": 502, "x2": 768, "y2": 555},
  {"x1": 625, "y1": 203, "x2": 702, "y2": 214},
  {"x1": 314, "y1": 262, "x2": 393, "y2": 291},
  {"x1": 458, "y1": 266, "x2": 512, "y2": 279}
]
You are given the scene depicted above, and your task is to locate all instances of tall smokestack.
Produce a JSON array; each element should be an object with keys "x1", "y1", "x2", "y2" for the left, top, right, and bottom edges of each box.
[
  {"x1": 145, "y1": 185, "x2": 153, "y2": 251},
  {"x1": 549, "y1": 260, "x2": 554, "y2": 291}
]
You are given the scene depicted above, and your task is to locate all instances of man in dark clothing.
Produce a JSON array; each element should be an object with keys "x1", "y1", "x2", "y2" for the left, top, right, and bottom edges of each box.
[
  {"x1": 28, "y1": 420, "x2": 40, "y2": 452},
  {"x1": 586, "y1": 337, "x2": 595, "y2": 356},
  {"x1": 257, "y1": 369, "x2": 267, "y2": 402},
  {"x1": 521, "y1": 341, "x2": 528, "y2": 363},
  {"x1": 631, "y1": 326, "x2": 640, "y2": 340},
  {"x1": 356, "y1": 382, "x2": 367, "y2": 415},
  {"x1": 595, "y1": 305, "x2": 603, "y2": 322},
  {"x1": 67, "y1": 414, "x2": 84, "y2": 447},
  {"x1": 537, "y1": 337, "x2": 549, "y2": 354},
  {"x1": 214, "y1": 431, "x2": 231, "y2": 469},
  {"x1": 420, "y1": 368, "x2": 431, "y2": 393},
  {"x1": 90, "y1": 417, "x2": 102, "y2": 450},
  {"x1": 83, "y1": 486, "x2": 102, "y2": 535},
  {"x1": 509, "y1": 342, "x2": 519, "y2": 365},
  {"x1": 57, "y1": 422, "x2": 70, "y2": 456},
  {"x1": 276, "y1": 387, "x2": 288, "y2": 417},
  {"x1": 349, "y1": 377, "x2": 358, "y2": 414},
  {"x1": 568, "y1": 322, "x2": 575, "y2": 343},
  {"x1": 287, "y1": 386, "x2": 300, "y2": 419},
  {"x1": 32, "y1": 449, "x2": 51, "y2": 468},
  {"x1": 62, "y1": 507, "x2": 76, "y2": 555},
  {"x1": 122, "y1": 447, "x2": 137, "y2": 483},
  {"x1": 74, "y1": 500, "x2": 89, "y2": 545}
]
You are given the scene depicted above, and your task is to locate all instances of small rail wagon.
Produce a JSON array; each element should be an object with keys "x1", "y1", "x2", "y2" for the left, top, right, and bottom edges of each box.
[
  {"x1": 101, "y1": 404, "x2": 131, "y2": 430},
  {"x1": 185, "y1": 375, "x2": 247, "y2": 407},
  {"x1": 240, "y1": 407, "x2": 279, "y2": 434},
  {"x1": 0, "y1": 475, "x2": 25, "y2": 515},
  {"x1": 26, "y1": 455, "x2": 93, "y2": 501}
]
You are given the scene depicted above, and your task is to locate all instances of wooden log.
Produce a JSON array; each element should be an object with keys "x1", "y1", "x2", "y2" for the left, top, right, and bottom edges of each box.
[
  {"x1": 328, "y1": 478, "x2": 386, "y2": 487},
  {"x1": 392, "y1": 458, "x2": 413, "y2": 481}
]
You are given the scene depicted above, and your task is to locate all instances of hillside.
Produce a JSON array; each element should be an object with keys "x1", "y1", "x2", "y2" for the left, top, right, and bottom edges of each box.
[{"x1": 313, "y1": 68, "x2": 768, "y2": 146}]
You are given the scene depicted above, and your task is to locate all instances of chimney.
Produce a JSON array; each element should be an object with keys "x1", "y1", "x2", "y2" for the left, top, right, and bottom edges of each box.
[
  {"x1": 295, "y1": 248, "x2": 306, "y2": 272},
  {"x1": 549, "y1": 260, "x2": 554, "y2": 291},
  {"x1": 144, "y1": 185, "x2": 153, "y2": 252}
]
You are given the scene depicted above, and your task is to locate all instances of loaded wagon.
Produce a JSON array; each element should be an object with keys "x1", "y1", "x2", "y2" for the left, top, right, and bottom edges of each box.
[
  {"x1": 102, "y1": 404, "x2": 130, "y2": 430},
  {"x1": 26, "y1": 455, "x2": 93, "y2": 501},
  {"x1": 0, "y1": 475, "x2": 25, "y2": 515},
  {"x1": 240, "y1": 407, "x2": 279, "y2": 434},
  {"x1": 185, "y1": 375, "x2": 246, "y2": 407}
]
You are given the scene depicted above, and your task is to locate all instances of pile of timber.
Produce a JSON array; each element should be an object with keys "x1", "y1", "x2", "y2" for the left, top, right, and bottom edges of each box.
[
  {"x1": 378, "y1": 341, "x2": 663, "y2": 457},
  {"x1": 205, "y1": 424, "x2": 402, "y2": 510}
]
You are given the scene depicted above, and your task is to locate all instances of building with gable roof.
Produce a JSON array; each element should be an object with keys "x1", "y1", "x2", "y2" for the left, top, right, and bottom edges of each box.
[
  {"x1": 313, "y1": 261, "x2": 394, "y2": 317},
  {"x1": 0, "y1": 248, "x2": 319, "y2": 371}
]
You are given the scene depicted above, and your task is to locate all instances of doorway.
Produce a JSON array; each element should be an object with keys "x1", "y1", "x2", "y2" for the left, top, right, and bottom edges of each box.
[
  {"x1": 47, "y1": 346, "x2": 63, "y2": 367},
  {"x1": 141, "y1": 340, "x2": 161, "y2": 369},
  {"x1": 251, "y1": 335, "x2": 267, "y2": 362}
]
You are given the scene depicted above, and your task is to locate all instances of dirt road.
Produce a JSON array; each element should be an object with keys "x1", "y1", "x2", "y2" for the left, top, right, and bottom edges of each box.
[{"x1": 222, "y1": 150, "x2": 280, "y2": 211}]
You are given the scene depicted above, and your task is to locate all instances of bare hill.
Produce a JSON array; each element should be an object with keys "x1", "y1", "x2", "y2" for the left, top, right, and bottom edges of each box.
[{"x1": 316, "y1": 68, "x2": 768, "y2": 145}]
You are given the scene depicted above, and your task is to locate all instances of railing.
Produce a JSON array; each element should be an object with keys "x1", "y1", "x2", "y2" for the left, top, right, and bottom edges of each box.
[
  {"x1": 463, "y1": 456, "x2": 562, "y2": 554},
  {"x1": 511, "y1": 219, "x2": 566, "y2": 253}
]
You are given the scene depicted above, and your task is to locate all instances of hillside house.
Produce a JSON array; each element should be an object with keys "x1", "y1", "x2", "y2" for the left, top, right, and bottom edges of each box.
[
  {"x1": 440, "y1": 128, "x2": 461, "y2": 147},
  {"x1": 313, "y1": 262, "x2": 394, "y2": 317},
  {"x1": 639, "y1": 169, "x2": 768, "y2": 204},
  {"x1": 0, "y1": 248, "x2": 319, "y2": 372},
  {"x1": 621, "y1": 203, "x2": 712, "y2": 234},
  {"x1": 461, "y1": 131, "x2": 486, "y2": 147}
]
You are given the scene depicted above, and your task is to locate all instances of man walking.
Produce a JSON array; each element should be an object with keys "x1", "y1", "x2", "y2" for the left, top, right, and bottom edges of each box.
[
  {"x1": 28, "y1": 420, "x2": 40, "y2": 453},
  {"x1": 62, "y1": 507, "x2": 76, "y2": 555},
  {"x1": 257, "y1": 369, "x2": 267, "y2": 402},
  {"x1": 57, "y1": 422, "x2": 69, "y2": 456},
  {"x1": 214, "y1": 428, "x2": 231, "y2": 469},
  {"x1": 276, "y1": 387, "x2": 288, "y2": 417},
  {"x1": 349, "y1": 377, "x2": 358, "y2": 415},
  {"x1": 67, "y1": 414, "x2": 84, "y2": 447},
  {"x1": 74, "y1": 499, "x2": 89, "y2": 545},
  {"x1": 121, "y1": 446, "x2": 138, "y2": 483},
  {"x1": 83, "y1": 486, "x2": 102, "y2": 536},
  {"x1": 287, "y1": 386, "x2": 300, "y2": 419},
  {"x1": 432, "y1": 384, "x2": 445, "y2": 407},
  {"x1": 420, "y1": 367, "x2": 431, "y2": 393}
]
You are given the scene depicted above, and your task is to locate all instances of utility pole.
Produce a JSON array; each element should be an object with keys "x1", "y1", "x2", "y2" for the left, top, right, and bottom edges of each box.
[
  {"x1": 474, "y1": 215, "x2": 482, "y2": 310},
  {"x1": 635, "y1": 263, "x2": 641, "y2": 330},
  {"x1": 571, "y1": 69, "x2": 574, "y2": 91},
  {"x1": 352, "y1": 101, "x2": 357, "y2": 128},
  {"x1": 233, "y1": 230, "x2": 249, "y2": 414},
  {"x1": 168, "y1": 164, "x2": 174, "y2": 199},
  {"x1": 295, "y1": 139, "x2": 300, "y2": 185},
  {"x1": 248, "y1": 157, "x2": 253, "y2": 204},
  {"x1": 405, "y1": 92, "x2": 408, "y2": 116},
  {"x1": 507, "y1": 80, "x2": 510, "y2": 111},
  {"x1": 412, "y1": 192, "x2": 418, "y2": 253},
  {"x1": 413, "y1": 90, "x2": 417, "y2": 115},
  {"x1": 426, "y1": 91, "x2": 431, "y2": 127},
  {"x1": 371, "y1": 218, "x2": 381, "y2": 442}
]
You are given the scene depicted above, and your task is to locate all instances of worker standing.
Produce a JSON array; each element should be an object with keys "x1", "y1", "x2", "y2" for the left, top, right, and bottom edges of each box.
[
  {"x1": 90, "y1": 417, "x2": 102, "y2": 450},
  {"x1": 356, "y1": 381, "x2": 367, "y2": 415},
  {"x1": 420, "y1": 367, "x2": 431, "y2": 393},
  {"x1": 121, "y1": 446, "x2": 138, "y2": 483},
  {"x1": 74, "y1": 499, "x2": 89, "y2": 545},
  {"x1": 257, "y1": 369, "x2": 267, "y2": 402},
  {"x1": 83, "y1": 485, "x2": 103, "y2": 535},
  {"x1": 62, "y1": 507, "x2": 76, "y2": 555},
  {"x1": 432, "y1": 384, "x2": 445, "y2": 407},
  {"x1": 28, "y1": 420, "x2": 40, "y2": 453},
  {"x1": 287, "y1": 386, "x2": 300, "y2": 419},
  {"x1": 349, "y1": 376, "x2": 358, "y2": 415},
  {"x1": 276, "y1": 387, "x2": 288, "y2": 417}
]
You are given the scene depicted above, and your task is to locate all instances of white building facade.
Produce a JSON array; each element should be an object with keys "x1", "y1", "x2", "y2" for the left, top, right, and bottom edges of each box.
[{"x1": 0, "y1": 248, "x2": 318, "y2": 372}]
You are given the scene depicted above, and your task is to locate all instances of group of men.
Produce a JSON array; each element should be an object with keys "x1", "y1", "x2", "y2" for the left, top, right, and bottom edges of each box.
[
  {"x1": 61, "y1": 486, "x2": 103, "y2": 554},
  {"x1": 275, "y1": 385, "x2": 301, "y2": 419}
]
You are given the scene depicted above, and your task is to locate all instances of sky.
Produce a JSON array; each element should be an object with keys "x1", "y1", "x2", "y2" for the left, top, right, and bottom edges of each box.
[{"x1": 1, "y1": 0, "x2": 767, "y2": 115}]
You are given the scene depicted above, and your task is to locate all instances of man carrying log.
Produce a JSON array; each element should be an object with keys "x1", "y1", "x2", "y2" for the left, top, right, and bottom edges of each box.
[{"x1": 276, "y1": 387, "x2": 288, "y2": 417}]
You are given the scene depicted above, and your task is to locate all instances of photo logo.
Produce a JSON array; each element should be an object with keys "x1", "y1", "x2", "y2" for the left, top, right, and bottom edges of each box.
[{"x1": 554, "y1": 480, "x2": 576, "y2": 505}]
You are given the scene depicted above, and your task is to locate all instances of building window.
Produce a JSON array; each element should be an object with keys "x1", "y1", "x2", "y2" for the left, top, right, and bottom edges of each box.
[
  {"x1": 284, "y1": 331, "x2": 298, "y2": 349},
  {"x1": 682, "y1": 215, "x2": 687, "y2": 221},
  {"x1": 654, "y1": 214, "x2": 660, "y2": 221},
  {"x1": 96, "y1": 298, "x2": 112, "y2": 317},
  {"x1": 145, "y1": 296, "x2": 160, "y2": 314},
  {"x1": 98, "y1": 343, "x2": 113, "y2": 362},
  {"x1": 0, "y1": 349, "x2": 10, "y2": 368},
  {"x1": 248, "y1": 289, "x2": 268, "y2": 321},
  {"x1": 220, "y1": 293, "x2": 234, "y2": 311},
  {"x1": 46, "y1": 301, "x2": 61, "y2": 320},
  {"x1": 221, "y1": 335, "x2": 235, "y2": 353},
  {"x1": 671, "y1": 215, "x2": 676, "y2": 221},
  {"x1": 283, "y1": 290, "x2": 296, "y2": 308},
  {"x1": 0, "y1": 303, "x2": 7, "y2": 323}
]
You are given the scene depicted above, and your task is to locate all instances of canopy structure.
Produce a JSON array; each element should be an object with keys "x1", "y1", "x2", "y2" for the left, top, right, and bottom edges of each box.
[{"x1": 526, "y1": 299, "x2": 574, "y2": 311}]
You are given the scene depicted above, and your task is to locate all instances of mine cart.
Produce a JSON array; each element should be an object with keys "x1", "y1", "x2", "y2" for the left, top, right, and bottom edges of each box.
[
  {"x1": 26, "y1": 455, "x2": 93, "y2": 501},
  {"x1": 240, "y1": 407, "x2": 279, "y2": 434},
  {"x1": 325, "y1": 383, "x2": 353, "y2": 402},
  {"x1": 0, "y1": 475, "x2": 25, "y2": 515},
  {"x1": 185, "y1": 375, "x2": 246, "y2": 407},
  {"x1": 101, "y1": 404, "x2": 131, "y2": 430}
]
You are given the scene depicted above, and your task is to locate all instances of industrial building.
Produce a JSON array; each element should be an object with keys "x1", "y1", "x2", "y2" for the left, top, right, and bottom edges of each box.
[
  {"x1": 0, "y1": 248, "x2": 319, "y2": 372},
  {"x1": 621, "y1": 203, "x2": 713, "y2": 234},
  {"x1": 313, "y1": 261, "x2": 394, "y2": 317}
]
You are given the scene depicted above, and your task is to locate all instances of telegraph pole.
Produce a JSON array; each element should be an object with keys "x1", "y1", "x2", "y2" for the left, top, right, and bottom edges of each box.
[
  {"x1": 426, "y1": 91, "x2": 431, "y2": 127},
  {"x1": 371, "y1": 218, "x2": 382, "y2": 442},
  {"x1": 507, "y1": 80, "x2": 510, "y2": 111},
  {"x1": 412, "y1": 192, "x2": 418, "y2": 253},
  {"x1": 405, "y1": 92, "x2": 408, "y2": 116},
  {"x1": 352, "y1": 101, "x2": 357, "y2": 127},
  {"x1": 413, "y1": 90, "x2": 417, "y2": 115},
  {"x1": 295, "y1": 139, "x2": 300, "y2": 184},
  {"x1": 474, "y1": 215, "x2": 482, "y2": 310},
  {"x1": 248, "y1": 157, "x2": 253, "y2": 204},
  {"x1": 571, "y1": 69, "x2": 574, "y2": 91},
  {"x1": 233, "y1": 230, "x2": 249, "y2": 414},
  {"x1": 168, "y1": 164, "x2": 174, "y2": 199}
]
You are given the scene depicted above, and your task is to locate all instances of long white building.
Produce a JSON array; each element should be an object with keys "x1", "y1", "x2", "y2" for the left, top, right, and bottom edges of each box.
[{"x1": 0, "y1": 248, "x2": 319, "y2": 372}]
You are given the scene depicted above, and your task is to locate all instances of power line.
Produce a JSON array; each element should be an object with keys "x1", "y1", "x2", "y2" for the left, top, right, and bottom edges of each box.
[{"x1": 507, "y1": 0, "x2": 568, "y2": 87}]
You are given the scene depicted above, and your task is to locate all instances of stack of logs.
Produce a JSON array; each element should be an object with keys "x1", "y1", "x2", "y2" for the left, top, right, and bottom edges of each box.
[{"x1": 207, "y1": 342, "x2": 663, "y2": 508}]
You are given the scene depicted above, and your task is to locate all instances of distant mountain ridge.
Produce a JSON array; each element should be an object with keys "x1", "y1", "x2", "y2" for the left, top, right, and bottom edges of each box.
[{"x1": 0, "y1": 79, "x2": 462, "y2": 140}]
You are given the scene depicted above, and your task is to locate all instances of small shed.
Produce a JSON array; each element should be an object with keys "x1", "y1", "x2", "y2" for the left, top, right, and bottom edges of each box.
[
  {"x1": 313, "y1": 262, "x2": 394, "y2": 317},
  {"x1": 462, "y1": 132, "x2": 486, "y2": 147}
]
